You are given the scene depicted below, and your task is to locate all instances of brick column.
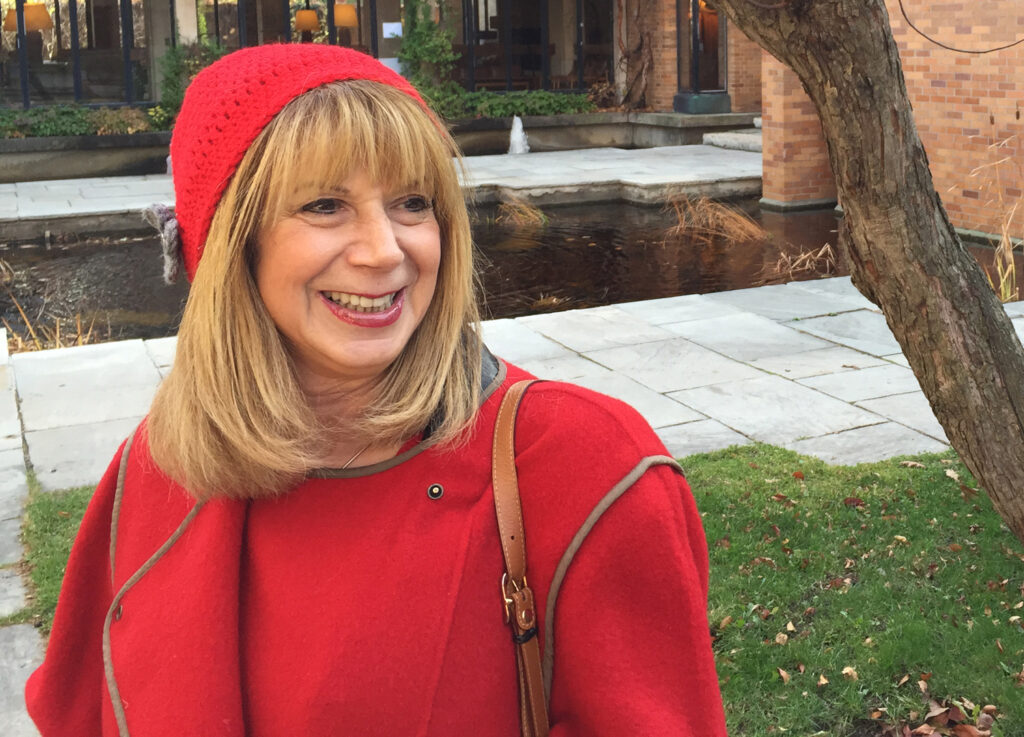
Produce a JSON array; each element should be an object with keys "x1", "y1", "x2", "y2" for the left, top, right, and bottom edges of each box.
[{"x1": 760, "y1": 51, "x2": 837, "y2": 211}]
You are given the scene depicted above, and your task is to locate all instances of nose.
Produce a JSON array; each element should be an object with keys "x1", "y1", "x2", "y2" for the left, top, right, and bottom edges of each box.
[{"x1": 347, "y1": 206, "x2": 404, "y2": 270}]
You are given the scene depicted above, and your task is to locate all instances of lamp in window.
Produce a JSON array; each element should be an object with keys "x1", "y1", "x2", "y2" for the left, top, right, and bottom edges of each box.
[
  {"x1": 295, "y1": 0, "x2": 319, "y2": 42},
  {"x1": 332, "y1": 3, "x2": 356, "y2": 46},
  {"x1": 3, "y1": 4, "x2": 53, "y2": 66}
]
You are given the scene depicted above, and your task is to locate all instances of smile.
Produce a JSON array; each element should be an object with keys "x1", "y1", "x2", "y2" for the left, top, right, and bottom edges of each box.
[{"x1": 324, "y1": 290, "x2": 398, "y2": 313}]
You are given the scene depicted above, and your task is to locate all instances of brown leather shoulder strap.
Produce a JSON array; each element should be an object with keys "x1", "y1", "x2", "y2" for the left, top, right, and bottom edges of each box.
[{"x1": 492, "y1": 379, "x2": 550, "y2": 737}]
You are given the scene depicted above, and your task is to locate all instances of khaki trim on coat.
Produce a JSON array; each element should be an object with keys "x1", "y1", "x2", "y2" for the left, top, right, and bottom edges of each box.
[
  {"x1": 109, "y1": 428, "x2": 137, "y2": 587},
  {"x1": 102, "y1": 501, "x2": 206, "y2": 737},
  {"x1": 541, "y1": 455, "x2": 683, "y2": 705}
]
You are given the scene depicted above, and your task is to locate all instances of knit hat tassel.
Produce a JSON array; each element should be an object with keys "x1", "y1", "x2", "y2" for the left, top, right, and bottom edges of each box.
[{"x1": 143, "y1": 203, "x2": 184, "y2": 285}]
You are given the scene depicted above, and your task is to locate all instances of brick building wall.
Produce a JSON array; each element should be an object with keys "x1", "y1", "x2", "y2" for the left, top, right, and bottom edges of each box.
[
  {"x1": 890, "y1": 0, "x2": 1023, "y2": 236},
  {"x1": 760, "y1": 52, "x2": 837, "y2": 207},
  {"x1": 761, "y1": 0, "x2": 1023, "y2": 235},
  {"x1": 727, "y1": 26, "x2": 761, "y2": 113}
]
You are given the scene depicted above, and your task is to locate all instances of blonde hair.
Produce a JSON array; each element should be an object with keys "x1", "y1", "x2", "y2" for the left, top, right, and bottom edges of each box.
[{"x1": 148, "y1": 81, "x2": 482, "y2": 500}]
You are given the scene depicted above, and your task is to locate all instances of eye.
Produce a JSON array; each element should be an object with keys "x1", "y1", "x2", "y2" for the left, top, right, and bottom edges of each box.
[
  {"x1": 301, "y1": 198, "x2": 344, "y2": 215},
  {"x1": 400, "y1": 196, "x2": 432, "y2": 214}
]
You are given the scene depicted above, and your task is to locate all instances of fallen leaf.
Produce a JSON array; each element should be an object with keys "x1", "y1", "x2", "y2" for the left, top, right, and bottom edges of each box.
[
  {"x1": 777, "y1": 667, "x2": 790, "y2": 684},
  {"x1": 792, "y1": 470, "x2": 805, "y2": 480},
  {"x1": 945, "y1": 469, "x2": 961, "y2": 482},
  {"x1": 798, "y1": 663, "x2": 806, "y2": 673},
  {"x1": 844, "y1": 496, "x2": 865, "y2": 507},
  {"x1": 947, "y1": 705, "x2": 966, "y2": 723},
  {"x1": 981, "y1": 705, "x2": 998, "y2": 716},
  {"x1": 910, "y1": 726, "x2": 936, "y2": 736},
  {"x1": 817, "y1": 673, "x2": 828, "y2": 686},
  {"x1": 920, "y1": 672, "x2": 933, "y2": 682},
  {"x1": 719, "y1": 615, "x2": 733, "y2": 629},
  {"x1": 898, "y1": 674, "x2": 910, "y2": 687},
  {"x1": 951, "y1": 726, "x2": 984, "y2": 737},
  {"x1": 894, "y1": 535, "x2": 909, "y2": 544},
  {"x1": 786, "y1": 621, "x2": 796, "y2": 632},
  {"x1": 900, "y1": 461, "x2": 925, "y2": 468},
  {"x1": 977, "y1": 713, "x2": 995, "y2": 730},
  {"x1": 918, "y1": 680, "x2": 929, "y2": 693},
  {"x1": 775, "y1": 633, "x2": 789, "y2": 645},
  {"x1": 871, "y1": 710, "x2": 883, "y2": 719},
  {"x1": 996, "y1": 639, "x2": 1003, "y2": 653},
  {"x1": 949, "y1": 543, "x2": 963, "y2": 552},
  {"x1": 842, "y1": 666, "x2": 858, "y2": 681},
  {"x1": 924, "y1": 699, "x2": 948, "y2": 723}
]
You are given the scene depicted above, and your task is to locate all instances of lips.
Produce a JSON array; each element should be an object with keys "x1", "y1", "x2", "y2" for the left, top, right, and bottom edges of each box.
[{"x1": 320, "y1": 287, "x2": 406, "y2": 328}]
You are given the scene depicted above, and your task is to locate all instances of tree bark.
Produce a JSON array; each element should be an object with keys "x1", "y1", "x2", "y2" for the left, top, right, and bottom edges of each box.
[{"x1": 711, "y1": 0, "x2": 1024, "y2": 543}]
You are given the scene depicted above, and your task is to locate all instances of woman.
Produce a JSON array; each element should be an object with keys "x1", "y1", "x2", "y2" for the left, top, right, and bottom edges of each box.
[{"x1": 25, "y1": 44, "x2": 727, "y2": 736}]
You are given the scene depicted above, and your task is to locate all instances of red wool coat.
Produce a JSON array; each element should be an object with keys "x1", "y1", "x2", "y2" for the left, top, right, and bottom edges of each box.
[{"x1": 25, "y1": 363, "x2": 728, "y2": 736}]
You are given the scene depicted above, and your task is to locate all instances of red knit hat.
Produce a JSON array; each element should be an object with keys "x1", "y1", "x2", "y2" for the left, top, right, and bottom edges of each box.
[{"x1": 157, "y1": 44, "x2": 428, "y2": 282}]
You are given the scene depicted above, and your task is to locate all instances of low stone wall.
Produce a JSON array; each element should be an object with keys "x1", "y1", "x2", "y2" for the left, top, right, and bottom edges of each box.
[
  {"x1": 0, "y1": 112, "x2": 758, "y2": 182},
  {"x1": 452, "y1": 111, "x2": 758, "y2": 155},
  {"x1": 0, "y1": 132, "x2": 172, "y2": 184}
]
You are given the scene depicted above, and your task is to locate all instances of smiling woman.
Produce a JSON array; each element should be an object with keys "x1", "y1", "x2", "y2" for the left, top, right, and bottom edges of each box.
[{"x1": 24, "y1": 44, "x2": 728, "y2": 737}]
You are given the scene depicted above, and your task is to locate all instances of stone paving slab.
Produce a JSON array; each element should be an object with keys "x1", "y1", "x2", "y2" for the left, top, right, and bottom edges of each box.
[
  {"x1": 785, "y1": 421, "x2": 949, "y2": 466},
  {"x1": 657, "y1": 419, "x2": 752, "y2": 459},
  {"x1": 615, "y1": 294, "x2": 744, "y2": 325},
  {"x1": 519, "y1": 306, "x2": 673, "y2": 353},
  {"x1": 516, "y1": 354, "x2": 612, "y2": 383},
  {"x1": 703, "y1": 282, "x2": 870, "y2": 322},
  {"x1": 798, "y1": 364, "x2": 922, "y2": 403},
  {"x1": 144, "y1": 336, "x2": 177, "y2": 369},
  {"x1": 747, "y1": 346, "x2": 887, "y2": 379},
  {"x1": 790, "y1": 276, "x2": 878, "y2": 311},
  {"x1": 480, "y1": 319, "x2": 575, "y2": 364},
  {"x1": 572, "y1": 373, "x2": 705, "y2": 429},
  {"x1": 664, "y1": 313, "x2": 832, "y2": 361},
  {"x1": 0, "y1": 366, "x2": 21, "y2": 452},
  {"x1": 12, "y1": 341, "x2": 161, "y2": 432},
  {"x1": 0, "y1": 625, "x2": 43, "y2": 737},
  {"x1": 857, "y1": 392, "x2": 948, "y2": 443},
  {"x1": 667, "y1": 374, "x2": 886, "y2": 444},
  {"x1": 0, "y1": 569, "x2": 27, "y2": 618},
  {"x1": 585, "y1": 337, "x2": 764, "y2": 393},
  {"x1": 792, "y1": 310, "x2": 901, "y2": 356},
  {"x1": 0, "y1": 450, "x2": 28, "y2": 566},
  {"x1": 27, "y1": 416, "x2": 142, "y2": 492}
]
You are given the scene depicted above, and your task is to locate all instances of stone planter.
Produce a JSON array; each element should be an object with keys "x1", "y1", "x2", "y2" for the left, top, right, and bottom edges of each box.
[
  {"x1": 0, "y1": 131, "x2": 172, "y2": 184},
  {"x1": 0, "y1": 111, "x2": 757, "y2": 183}
]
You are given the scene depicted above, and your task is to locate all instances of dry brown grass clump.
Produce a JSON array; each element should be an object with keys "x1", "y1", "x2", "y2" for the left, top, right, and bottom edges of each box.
[
  {"x1": 664, "y1": 195, "x2": 768, "y2": 245},
  {"x1": 967, "y1": 133, "x2": 1023, "y2": 303},
  {"x1": 1, "y1": 257, "x2": 99, "y2": 352},
  {"x1": 495, "y1": 198, "x2": 548, "y2": 227},
  {"x1": 763, "y1": 243, "x2": 839, "y2": 284}
]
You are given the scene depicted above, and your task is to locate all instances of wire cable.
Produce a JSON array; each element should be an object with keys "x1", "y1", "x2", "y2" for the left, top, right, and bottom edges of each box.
[{"x1": 898, "y1": 0, "x2": 1023, "y2": 54}]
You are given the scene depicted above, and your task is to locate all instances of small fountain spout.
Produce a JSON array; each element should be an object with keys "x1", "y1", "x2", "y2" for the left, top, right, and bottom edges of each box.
[{"x1": 508, "y1": 115, "x2": 530, "y2": 155}]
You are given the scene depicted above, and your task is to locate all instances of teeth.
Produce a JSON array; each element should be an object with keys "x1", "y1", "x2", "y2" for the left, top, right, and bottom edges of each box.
[{"x1": 326, "y1": 291, "x2": 397, "y2": 313}]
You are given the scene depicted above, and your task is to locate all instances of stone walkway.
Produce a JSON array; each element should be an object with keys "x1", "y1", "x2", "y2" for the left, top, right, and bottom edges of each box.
[
  {"x1": 0, "y1": 144, "x2": 762, "y2": 241},
  {"x1": 3, "y1": 277, "x2": 1024, "y2": 732}
]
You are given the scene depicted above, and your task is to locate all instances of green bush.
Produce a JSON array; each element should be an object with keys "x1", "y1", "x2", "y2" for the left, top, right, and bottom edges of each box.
[
  {"x1": 467, "y1": 90, "x2": 595, "y2": 118},
  {"x1": 0, "y1": 105, "x2": 158, "y2": 138},
  {"x1": 157, "y1": 41, "x2": 229, "y2": 120}
]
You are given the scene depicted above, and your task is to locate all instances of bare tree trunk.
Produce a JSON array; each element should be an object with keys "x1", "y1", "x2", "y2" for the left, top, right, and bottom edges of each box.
[
  {"x1": 711, "y1": 0, "x2": 1024, "y2": 543},
  {"x1": 616, "y1": 0, "x2": 654, "y2": 109}
]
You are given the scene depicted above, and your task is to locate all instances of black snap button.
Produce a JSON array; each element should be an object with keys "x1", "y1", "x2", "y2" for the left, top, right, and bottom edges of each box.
[{"x1": 427, "y1": 483, "x2": 444, "y2": 500}]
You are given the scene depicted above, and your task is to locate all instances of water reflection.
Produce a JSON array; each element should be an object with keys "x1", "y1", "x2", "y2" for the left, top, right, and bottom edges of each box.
[{"x1": 1, "y1": 200, "x2": 1014, "y2": 346}]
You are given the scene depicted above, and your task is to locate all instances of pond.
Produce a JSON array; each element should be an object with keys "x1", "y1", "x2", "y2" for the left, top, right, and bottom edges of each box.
[{"x1": 0, "y1": 198, "x2": 1012, "y2": 348}]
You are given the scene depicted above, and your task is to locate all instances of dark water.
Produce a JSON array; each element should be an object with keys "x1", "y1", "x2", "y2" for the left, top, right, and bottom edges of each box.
[{"x1": 0, "y1": 199, "x2": 1011, "y2": 345}]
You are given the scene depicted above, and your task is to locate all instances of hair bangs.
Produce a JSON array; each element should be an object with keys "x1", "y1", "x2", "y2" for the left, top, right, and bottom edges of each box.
[{"x1": 255, "y1": 81, "x2": 448, "y2": 228}]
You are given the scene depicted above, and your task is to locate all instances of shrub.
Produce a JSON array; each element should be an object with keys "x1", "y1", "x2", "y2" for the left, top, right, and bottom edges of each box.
[
  {"x1": 467, "y1": 90, "x2": 595, "y2": 118},
  {"x1": 157, "y1": 41, "x2": 229, "y2": 120},
  {"x1": 87, "y1": 106, "x2": 152, "y2": 135},
  {"x1": 0, "y1": 105, "x2": 156, "y2": 138}
]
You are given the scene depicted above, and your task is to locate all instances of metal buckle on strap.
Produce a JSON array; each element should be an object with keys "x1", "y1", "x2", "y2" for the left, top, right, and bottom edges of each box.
[{"x1": 501, "y1": 572, "x2": 527, "y2": 624}]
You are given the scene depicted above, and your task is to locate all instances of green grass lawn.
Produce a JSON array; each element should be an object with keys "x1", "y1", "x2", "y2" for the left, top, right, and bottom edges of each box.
[{"x1": 15, "y1": 445, "x2": 1024, "y2": 736}]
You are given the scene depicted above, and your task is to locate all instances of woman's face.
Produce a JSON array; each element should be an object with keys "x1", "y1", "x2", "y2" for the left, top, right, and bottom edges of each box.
[{"x1": 254, "y1": 169, "x2": 441, "y2": 388}]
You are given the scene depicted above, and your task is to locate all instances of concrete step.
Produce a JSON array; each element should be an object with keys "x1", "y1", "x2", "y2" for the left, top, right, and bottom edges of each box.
[{"x1": 702, "y1": 128, "x2": 762, "y2": 153}]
